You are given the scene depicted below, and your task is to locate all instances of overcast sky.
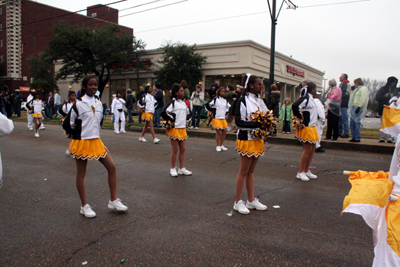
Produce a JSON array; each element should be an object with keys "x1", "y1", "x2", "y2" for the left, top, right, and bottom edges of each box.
[{"x1": 36, "y1": 0, "x2": 400, "y2": 84}]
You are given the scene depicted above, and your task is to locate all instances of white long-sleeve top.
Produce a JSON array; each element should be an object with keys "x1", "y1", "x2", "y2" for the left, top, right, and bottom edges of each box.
[
  {"x1": 27, "y1": 99, "x2": 44, "y2": 115},
  {"x1": 60, "y1": 101, "x2": 75, "y2": 116},
  {"x1": 292, "y1": 93, "x2": 319, "y2": 127},
  {"x1": 235, "y1": 93, "x2": 269, "y2": 141},
  {"x1": 111, "y1": 98, "x2": 126, "y2": 113},
  {"x1": 163, "y1": 98, "x2": 191, "y2": 128},
  {"x1": 70, "y1": 95, "x2": 103, "y2": 140},
  {"x1": 206, "y1": 96, "x2": 231, "y2": 119},
  {"x1": 138, "y1": 93, "x2": 157, "y2": 114},
  {"x1": 314, "y1": 98, "x2": 326, "y2": 127}
]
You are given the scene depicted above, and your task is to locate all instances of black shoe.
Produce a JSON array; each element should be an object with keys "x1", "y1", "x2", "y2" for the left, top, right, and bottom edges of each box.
[
  {"x1": 387, "y1": 140, "x2": 393, "y2": 143},
  {"x1": 315, "y1": 147, "x2": 325, "y2": 152},
  {"x1": 341, "y1": 134, "x2": 349, "y2": 138},
  {"x1": 355, "y1": 140, "x2": 360, "y2": 142},
  {"x1": 324, "y1": 137, "x2": 331, "y2": 140},
  {"x1": 379, "y1": 140, "x2": 385, "y2": 143},
  {"x1": 349, "y1": 139, "x2": 356, "y2": 142},
  {"x1": 332, "y1": 138, "x2": 338, "y2": 141}
]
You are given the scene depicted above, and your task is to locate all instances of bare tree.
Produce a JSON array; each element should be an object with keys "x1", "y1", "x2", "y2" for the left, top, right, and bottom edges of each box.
[{"x1": 363, "y1": 78, "x2": 385, "y2": 112}]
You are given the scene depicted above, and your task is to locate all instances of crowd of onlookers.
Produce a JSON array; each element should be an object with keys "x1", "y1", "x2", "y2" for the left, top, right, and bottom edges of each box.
[{"x1": 3, "y1": 75, "x2": 399, "y2": 144}]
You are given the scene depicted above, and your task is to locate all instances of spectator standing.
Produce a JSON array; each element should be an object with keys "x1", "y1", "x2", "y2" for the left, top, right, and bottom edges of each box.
[
  {"x1": 268, "y1": 84, "x2": 280, "y2": 136},
  {"x1": 153, "y1": 83, "x2": 164, "y2": 127},
  {"x1": 189, "y1": 84, "x2": 204, "y2": 130},
  {"x1": 349, "y1": 78, "x2": 368, "y2": 142},
  {"x1": 232, "y1": 85, "x2": 243, "y2": 130},
  {"x1": 280, "y1": 98, "x2": 293, "y2": 134},
  {"x1": 12, "y1": 89, "x2": 23, "y2": 117},
  {"x1": 338, "y1": 74, "x2": 351, "y2": 138},
  {"x1": 46, "y1": 91, "x2": 54, "y2": 119},
  {"x1": 4, "y1": 91, "x2": 12, "y2": 118},
  {"x1": 376, "y1": 76, "x2": 398, "y2": 143},
  {"x1": 325, "y1": 79, "x2": 342, "y2": 140},
  {"x1": 0, "y1": 91, "x2": 5, "y2": 115},
  {"x1": 54, "y1": 89, "x2": 62, "y2": 119},
  {"x1": 125, "y1": 89, "x2": 136, "y2": 123},
  {"x1": 224, "y1": 84, "x2": 235, "y2": 131},
  {"x1": 207, "y1": 83, "x2": 219, "y2": 99}
]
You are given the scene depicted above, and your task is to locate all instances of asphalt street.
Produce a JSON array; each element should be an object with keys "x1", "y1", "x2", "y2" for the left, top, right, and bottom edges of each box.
[{"x1": 0, "y1": 122, "x2": 392, "y2": 266}]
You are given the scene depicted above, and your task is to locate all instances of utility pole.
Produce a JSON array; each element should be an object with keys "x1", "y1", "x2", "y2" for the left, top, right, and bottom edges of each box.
[{"x1": 267, "y1": 0, "x2": 297, "y2": 96}]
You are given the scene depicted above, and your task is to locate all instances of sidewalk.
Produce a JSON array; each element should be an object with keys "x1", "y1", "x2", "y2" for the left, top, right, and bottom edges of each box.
[{"x1": 130, "y1": 125, "x2": 395, "y2": 154}]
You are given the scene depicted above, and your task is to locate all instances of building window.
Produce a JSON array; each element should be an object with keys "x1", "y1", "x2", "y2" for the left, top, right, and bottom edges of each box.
[
  {"x1": 1, "y1": 55, "x2": 3, "y2": 63},
  {"x1": 0, "y1": 39, "x2": 2, "y2": 47},
  {"x1": 91, "y1": 13, "x2": 97, "y2": 18},
  {"x1": 0, "y1": 7, "x2": 2, "y2": 15},
  {"x1": 0, "y1": 23, "x2": 2, "y2": 31}
]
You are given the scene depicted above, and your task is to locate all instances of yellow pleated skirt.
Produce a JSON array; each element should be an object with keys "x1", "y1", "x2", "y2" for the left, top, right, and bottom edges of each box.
[
  {"x1": 69, "y1": 138, "x2": 109, "y2": 161},
  {"x1": 32, "y1": 113, "x2": 42, "y2": 117},
  {"x1": 212, "y1": 119, "x2": 228, "y2": 130},
  {"x1": 166, "y1": 128, "x2": 188, "y2": 141},
  {"x1": 296, "y1": 126, "x2": 319, "y2": 144},
  {"x1": 142, "y1": 112, "x2": 154, "y2": 121},
  {"x1": 235, "y1": 139, "x2": 265, "y2": 158}
]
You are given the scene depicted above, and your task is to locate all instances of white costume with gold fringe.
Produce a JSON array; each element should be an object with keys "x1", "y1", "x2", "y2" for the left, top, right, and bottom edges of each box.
[
  {"x1": 68, "y1": 95, "x2": 108, "y2": 161},
  {"x1": 342, "y1": 103, "x2": 400, "y2": 266},
  {"x1": 234, "y1": 93, "x2": 268, "y2": 158},
  {"x1": 162, "y1": 98, "x2": 191, "y2": 141}
]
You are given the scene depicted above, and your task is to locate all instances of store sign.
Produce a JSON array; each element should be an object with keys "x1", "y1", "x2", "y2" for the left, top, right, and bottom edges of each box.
[
  {"x1": 287, "y1": 65, "x2": 305, "y2": 77},
  {"x1": 19, "y1": 86, "x2": 30, "y2": 92}
]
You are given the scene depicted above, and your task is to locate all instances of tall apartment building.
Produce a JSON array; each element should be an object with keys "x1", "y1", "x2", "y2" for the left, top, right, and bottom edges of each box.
[{"x1": 0, "y1": 0, "x2": 133, "y2": 97}]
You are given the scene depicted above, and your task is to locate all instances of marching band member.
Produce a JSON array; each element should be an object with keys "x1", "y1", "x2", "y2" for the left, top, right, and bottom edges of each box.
[
  {"x1": 292, "y1": 82, "x2": 320, "y2": 182},
  {"x1": 161, "y1": 83, "x2": 192, "y2": 177},
  {"x1": 67, "y1": 76, "x2": 127, "y2": 218},
  {"x1": 206, "y1": 87, "x2": 231, "y2": 152},
  {"x1": 111, "y1": 91, "x2": 126, "y2": 134},
  {"x1": 138, "y1": 85, "x2": 160, "y2": 144},
  {"x1": 233, "y1": 74, "x2": 269, "y2": 215}
]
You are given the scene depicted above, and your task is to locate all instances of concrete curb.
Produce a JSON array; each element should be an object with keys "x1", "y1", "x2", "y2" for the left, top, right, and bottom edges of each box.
[{"x1": 129, "y1": 126, "x2": 394, "y2": 154}]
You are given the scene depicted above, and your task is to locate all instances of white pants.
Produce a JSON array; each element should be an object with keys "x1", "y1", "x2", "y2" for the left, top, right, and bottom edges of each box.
[
  {"x1": 27, "y1": 113, "x2": 33, "y2": 129},
  {"x1": 114, "y1": 111, "x2": 125, "y2": 132},
  {"x1": 316, "y1": 121, "x2": 324, "y2": 149}
]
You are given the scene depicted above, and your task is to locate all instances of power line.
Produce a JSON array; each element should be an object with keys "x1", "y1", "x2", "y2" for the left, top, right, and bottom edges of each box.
[
  {"x1": 136, "y1": 0, "x2": 369, "y2": 34},
  {"x1": 119, "y1": 0, "x2": 189, "y2": 18},
  {"x1": 23, "y1": 0, "x2": 189, "y2": 44},
  {"x1": 297, "y1": 0, "x2": 370, "y2": 9},
  {"x1": 3, "y1": 0, "x2": 127, "y2": 30}
]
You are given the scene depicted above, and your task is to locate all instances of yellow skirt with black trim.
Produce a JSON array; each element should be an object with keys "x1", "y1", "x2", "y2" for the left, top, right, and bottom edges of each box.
[
  {"x1": 212, "y1": 119, "x2": 228, "y2": 130},
  {"x1": 235, "y1": 139, "x2": 265, "y2": 158},
  {"x1": 32, "y1": 113, "x2": 42, "y2": 117},
  {"x1": 69, "y1": 138, "x2": 109, "y2": 161},
  {"x1": 142, "y1": 112, "x2": 154, "y2": 121},
  {"x1": 166, "y1": 128, "x2": 188, "y2": 141},
  {"x1": 296, "y1": 126, "x2": 319, "y2": 144}
]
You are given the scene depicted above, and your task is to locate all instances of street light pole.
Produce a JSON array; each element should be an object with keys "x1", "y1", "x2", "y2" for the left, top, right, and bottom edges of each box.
[
  {"x1": 267, "y1": 0, "x2": 297, "y2": 96},
  {"x1": 268, "y1": 0, "x2": 277, "y2": 96}
]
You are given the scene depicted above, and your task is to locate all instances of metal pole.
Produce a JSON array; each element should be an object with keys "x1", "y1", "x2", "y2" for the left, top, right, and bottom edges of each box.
[{"x1": 268, "y1": 0, "x2": 277, "y2": 96}]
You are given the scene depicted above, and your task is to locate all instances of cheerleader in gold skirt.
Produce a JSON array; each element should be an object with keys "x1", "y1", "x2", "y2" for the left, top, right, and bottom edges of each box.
[
  {"x1": 232, "y1": 74, "x2": 269, "y2": 215},
  {"x1": 138, "y1": 85, "x2": 160, "y2": 144},
  {"x1": 292, "y1": 82, "x2": 321, "y2": 182},
  {"x1": 205, "y1": 87, "x2": 231, "y2": 152},
  {"x1": 161, "y1": 84, "x2": 192, "y2": 177},
  {"x1": 68, "y1": 76, "x2": 128, "y2": 218}
]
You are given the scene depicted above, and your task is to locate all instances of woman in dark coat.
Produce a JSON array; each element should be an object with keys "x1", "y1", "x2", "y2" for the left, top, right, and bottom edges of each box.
[{"x1": 268, "y1": 84, "x2": 280, "y2": 136}]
